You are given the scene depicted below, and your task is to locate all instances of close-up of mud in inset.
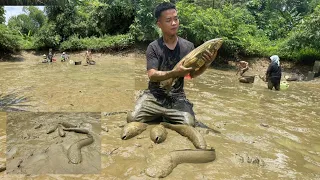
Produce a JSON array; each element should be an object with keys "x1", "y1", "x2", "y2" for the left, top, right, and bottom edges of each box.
[{"x1": 6, "y1": 112, "x2": 101, "y2": 174}]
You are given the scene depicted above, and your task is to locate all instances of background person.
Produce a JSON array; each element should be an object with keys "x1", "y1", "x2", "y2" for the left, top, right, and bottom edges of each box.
[
  {"x1": 266, "y1": 55, "x2": 282, "y2": 90},
  {"x1": 236, "y1": 60, "x2": 249, "y2": 76}
]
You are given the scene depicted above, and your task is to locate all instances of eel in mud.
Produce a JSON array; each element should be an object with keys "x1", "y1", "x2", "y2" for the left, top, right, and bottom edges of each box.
[
  {"x1": 145, "y1": 148, "x2": 216, "y2": 178},
  {"x1": 58, "y1": 125, "x2": 66, "y2": 137},
  {"x1": 160, "y1": 122, "x2": 207, "y2": 149},
  {"x1": 63, "y1": 128, "x2": 89, "y2": 134},
  {"x1": 46, "y1": 124, "x2": 58, "y2": 134},
  {"x1": 160, "y1": 38, "x2": 223, "y2": 91},
  {"x1": 121, "y1": 122, "x2": 148, "y2": 140},
  {"x1": 67, "y1": 133, "x2": 94, "y2": 164},
  {"x1": 150, "y1": 124, "x2": 167, "y2": 144},
  {"x1": 59, "y1": 122, "x2": 77, "y2": 128}
]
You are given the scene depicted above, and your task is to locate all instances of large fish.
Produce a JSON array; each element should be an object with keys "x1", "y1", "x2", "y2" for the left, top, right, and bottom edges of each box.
[{"x1": 160, "y1": 38, "x2": 223, "y2": 91}]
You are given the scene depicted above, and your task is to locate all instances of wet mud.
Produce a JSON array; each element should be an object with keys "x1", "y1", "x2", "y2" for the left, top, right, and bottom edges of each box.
[
  {"x1": 5, "y1": 112, "x2": 101, "y2": 174},
  {"x1": 0, "y1": 52, "x2": 319, "y2": 179}
]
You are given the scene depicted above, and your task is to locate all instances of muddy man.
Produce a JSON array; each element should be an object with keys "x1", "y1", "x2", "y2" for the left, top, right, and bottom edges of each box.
[
  {"x1": 127, "y1": 2, "x2": 215, "y2": 127},
  {"x1": 236, "y1": 60, "x2": 249, "y2": 76}
]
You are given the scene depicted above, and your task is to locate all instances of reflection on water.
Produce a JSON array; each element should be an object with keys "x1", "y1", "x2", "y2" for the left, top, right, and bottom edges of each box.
[{"x1": 0, "y1": 53, "x2": 319, "y2": 179}]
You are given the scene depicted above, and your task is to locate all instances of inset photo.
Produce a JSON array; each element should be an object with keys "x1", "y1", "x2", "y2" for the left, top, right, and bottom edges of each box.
[{"x1": 6, "y1": 112, "x2": 101, "y2": 174}]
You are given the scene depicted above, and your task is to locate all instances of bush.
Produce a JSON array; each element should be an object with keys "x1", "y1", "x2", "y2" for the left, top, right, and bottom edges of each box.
[
  {"x1": 0, "y1": 24, "x2": 21, "y2": 53},
  {"x1": 177, "y1": 2, "x2": 272, "y2": 57},
  {"x1": 19, "y1": 37, "x2": 36, "y2": 50},
  {"x1": 59, "y1": 34, "x2": 134, "y2": 51},
  {"x1": 34, "y1": 22, "x2": 61, "y2": 49},
  {"x1": 129, "y1": 0, "x2": 164, "y2": 42},
  {"x1": 278, "y1": 5, "x2": 320, "y2": 63}
]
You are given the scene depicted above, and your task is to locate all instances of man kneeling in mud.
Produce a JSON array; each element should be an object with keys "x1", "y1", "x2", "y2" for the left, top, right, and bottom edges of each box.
[{"x1": 127, "y1": 2, "x2": 215, "y2": 127}]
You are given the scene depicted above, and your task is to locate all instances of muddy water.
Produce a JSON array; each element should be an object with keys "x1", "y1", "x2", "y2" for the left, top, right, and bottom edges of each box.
[
  {"x1": 133, "y1": 59, "x2": 320, "y2": 179},
  {"x1": 0, "y1": 52, "x2": 320, "y2": 179},
  {"x1": 0, "y1": 51, "x2": 135, "y2": 112}
]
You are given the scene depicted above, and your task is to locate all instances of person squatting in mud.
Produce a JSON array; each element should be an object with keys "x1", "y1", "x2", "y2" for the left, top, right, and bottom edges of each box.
[
  {"x1": 127, "y1": 2, "x2": 215, "y2": 127},
  {"x1": 85, "y1": 49, "x2": 93, "y2": 64},
  {"x1": 236, "y1": 60, "x2": 249, "y2": 76}
]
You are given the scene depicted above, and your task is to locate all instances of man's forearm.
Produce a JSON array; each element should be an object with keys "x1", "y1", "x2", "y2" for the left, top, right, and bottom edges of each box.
[{"x1": 148, "y1": 70, "x2": 177, "y2": 82}]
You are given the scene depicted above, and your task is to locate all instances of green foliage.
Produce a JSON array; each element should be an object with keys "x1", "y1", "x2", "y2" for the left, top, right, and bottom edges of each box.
[
  {"x1": 7, "y1": 6, "x2": 46, "y2": 36},
  {"x1": 0, "y1": 24, "x2": 21, "y2": 53},
  {"x1": 246, "y1": 0, "x2": 306, "y2": 40},
  {"x1": 45, "y1": 3, "x2": 88, "y2": 39},
  {"x1": 129, "y1": 0, "x2": 164, "y2": 41},
  {"x1": 59, "y1": 34, "x2": 134, "y2": 51},
  {"x1": 177, "y1": 2, "x2": 271, "y2": 56},
  {"x1": 34, "y1": 22, "x2": 61, "y2": 49},
  {"x1": 23, "y1": 6, "x2": 46, "y2": 28},
  {"x1": 278, "y1": 5, "x2": 320, "y2": 62},
  {"x1": 1, "y1": 0, "x2": 319, "y2": 64},
  {"x1": 18, "y1": 36, "x2": 37, "y2": 50},
  {"x1": 0, "y1": 7, "x2": 5, "y2": 24},
  {"x1": 88, "y1": 0, "x2": 135, "y2": 36}
]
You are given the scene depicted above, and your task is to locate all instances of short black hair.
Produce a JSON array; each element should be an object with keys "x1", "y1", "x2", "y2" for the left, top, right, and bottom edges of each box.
[{"x1": 154, "y1": 2, "x2": 176, "y2": 20}]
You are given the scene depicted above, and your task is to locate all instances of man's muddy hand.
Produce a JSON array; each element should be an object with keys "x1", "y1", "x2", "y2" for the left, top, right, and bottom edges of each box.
[
  {"x1": 202, "y1": 50, "x2": 217, "y2": 66},
  {"x1": 173, "y1": 61, "x2": 193, "y2": 77}
]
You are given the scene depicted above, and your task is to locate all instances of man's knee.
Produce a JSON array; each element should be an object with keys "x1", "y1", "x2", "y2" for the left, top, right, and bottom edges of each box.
[
  {"x1": 182, "y1": 112, "x2": 195, "y2": 127},
  {"x1": 127, "y1": 111, "x2": 136, "y2": 123}
]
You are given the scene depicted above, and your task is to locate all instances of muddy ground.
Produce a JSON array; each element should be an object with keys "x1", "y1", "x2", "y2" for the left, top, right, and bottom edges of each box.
[{"x1": 0, "y1": 50, "x2": 319, "y2": 179}]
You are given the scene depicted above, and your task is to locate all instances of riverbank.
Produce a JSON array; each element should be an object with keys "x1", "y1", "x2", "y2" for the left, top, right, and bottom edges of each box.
[{"x1": 1, "y1": 49, "x2": 318, "y2": 83}]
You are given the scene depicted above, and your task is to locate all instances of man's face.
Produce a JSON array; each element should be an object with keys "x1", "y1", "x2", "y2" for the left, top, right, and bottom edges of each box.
[{"x1": 157, "y1": 9, "x2": 179, "y2": 36}]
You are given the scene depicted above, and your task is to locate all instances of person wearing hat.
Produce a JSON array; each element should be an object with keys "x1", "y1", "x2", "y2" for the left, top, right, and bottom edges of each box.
[
  {"x1": 61, "y1": 52, "x2": 69, "y2": 62},
  {"x1": 42, "y1": 54, "x2": 47, "y2": 63},
  {"x1": 266, "y1": 55, "x2": 282, "y2": 90}
]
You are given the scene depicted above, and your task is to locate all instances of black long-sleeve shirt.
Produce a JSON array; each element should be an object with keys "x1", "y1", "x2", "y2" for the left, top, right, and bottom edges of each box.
[{"x1": 266, "y1": 62, "x2": 281, "y2": 79}]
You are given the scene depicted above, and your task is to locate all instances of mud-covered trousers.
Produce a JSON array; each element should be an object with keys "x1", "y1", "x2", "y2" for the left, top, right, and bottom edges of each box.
[
  {"x1": 127, "y1": 90, "x2": 196, "y2": 127},
  {"x1": 267, "y1": 77, "x2": 280, "y2": 91}
]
